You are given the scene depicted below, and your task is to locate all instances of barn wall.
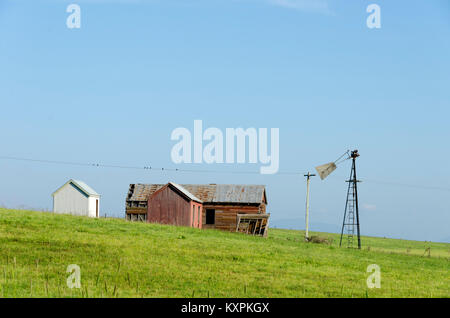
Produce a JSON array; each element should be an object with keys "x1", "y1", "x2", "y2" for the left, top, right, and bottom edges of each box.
[
  {"x1": 53, "y1": 183, "x2": 90, "y2": 216},
  {"x1": 260, "y1": 203, "x2": 266, "y2": 214},
  {"x1": 125, "y1": 201, "x2": 147, "y2": 221},
  {"x1": 201, "y1": 204, "x2": 262, "y2": 231},
  {"x1": 147, "y1": 186, "x2": 192, "y2": 226}
]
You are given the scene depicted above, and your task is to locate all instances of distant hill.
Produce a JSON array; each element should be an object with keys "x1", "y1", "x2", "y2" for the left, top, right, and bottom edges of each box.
[
  {"x1": 0, "y1": 208, "x2": 448, "y2": 298},
  {"x1": 271, "y1": 217, "x2": 339, "y2": 234}
]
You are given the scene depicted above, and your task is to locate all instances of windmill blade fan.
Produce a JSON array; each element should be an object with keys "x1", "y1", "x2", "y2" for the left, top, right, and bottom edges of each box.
[{"x1": 315, "y1": 162, "x2": 337, "y2": 180}]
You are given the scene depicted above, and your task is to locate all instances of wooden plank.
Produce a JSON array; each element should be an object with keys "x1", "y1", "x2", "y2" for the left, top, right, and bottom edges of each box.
[{"x1": 263, "y1": 216, "x2": 270, "y2": 237}]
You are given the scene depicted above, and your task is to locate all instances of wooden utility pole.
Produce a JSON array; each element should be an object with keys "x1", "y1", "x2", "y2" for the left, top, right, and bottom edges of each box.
[{"x1": 304, "y1": 172, "x2": 316, "y2": 241}]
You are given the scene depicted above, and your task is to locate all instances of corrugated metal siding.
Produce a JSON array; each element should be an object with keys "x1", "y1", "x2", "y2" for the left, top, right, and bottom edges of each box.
[
  {"x1": 54, "y1": 182, "x2": 90, "y2": 216},
  {"x1": 211, "y1": 184, "x2": 264, "y2": 203}
]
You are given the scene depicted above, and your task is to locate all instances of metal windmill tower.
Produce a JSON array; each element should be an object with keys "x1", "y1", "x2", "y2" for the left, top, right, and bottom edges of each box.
[
  {"x1": 315, "y1": 149, "x2": 362, "y2": 249},
  {"x1": 339, "y1": 150, "x2": 361, "y2": 249}
]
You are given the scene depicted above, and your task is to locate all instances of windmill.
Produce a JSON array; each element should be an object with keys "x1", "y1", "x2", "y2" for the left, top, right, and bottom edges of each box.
[{"x1": 315, "y1": 150, "x2": 362, "y2": 249}]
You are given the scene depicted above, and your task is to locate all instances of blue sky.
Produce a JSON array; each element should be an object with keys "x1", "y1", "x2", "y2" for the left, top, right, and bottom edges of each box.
[{"x1": 0, "y1": 0, "x2": 449, "y2": 242}]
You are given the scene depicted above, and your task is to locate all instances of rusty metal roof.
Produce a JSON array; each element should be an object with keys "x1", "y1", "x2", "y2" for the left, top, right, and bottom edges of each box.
[
  {"x1": 168, "y1": 182, "x2": 203, "y2": 203},
  {"x1": 127, "y1": 183, "x2": 266, "y2": 204}
]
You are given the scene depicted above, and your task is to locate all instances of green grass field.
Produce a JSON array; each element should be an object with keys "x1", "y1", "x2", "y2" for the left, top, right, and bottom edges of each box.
[{"x1": 0, "y1": 208, "x2": 448, "y2": 298}]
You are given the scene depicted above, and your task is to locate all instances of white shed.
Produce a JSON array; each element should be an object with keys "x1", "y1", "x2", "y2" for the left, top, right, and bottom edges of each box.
[{"x1": 52, "y1": 179, "x2": 100, "y2": 217}]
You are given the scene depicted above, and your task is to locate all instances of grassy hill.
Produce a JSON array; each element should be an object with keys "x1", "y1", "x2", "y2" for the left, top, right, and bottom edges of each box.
[{"x1": 0, "y1": 208, "x2": 448, "y2": 298}]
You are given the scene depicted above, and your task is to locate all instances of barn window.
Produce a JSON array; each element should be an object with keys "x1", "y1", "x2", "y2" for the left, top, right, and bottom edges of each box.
[{"x1": 206, "y1": 209, "x2": 215, "y2": 225}]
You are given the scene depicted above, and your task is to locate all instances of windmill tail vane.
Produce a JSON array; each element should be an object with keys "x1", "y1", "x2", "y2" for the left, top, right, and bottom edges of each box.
[{"x1": 314, "y1": 150, "x2": 350, "y2": 180}]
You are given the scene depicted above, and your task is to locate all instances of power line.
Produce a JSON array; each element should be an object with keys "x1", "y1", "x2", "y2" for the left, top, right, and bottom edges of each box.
[
  {"x1": 1, "y1": 155, "x2": 449, "y2": 191},
  {"x1": 324, "y1": 173, "x2": 450, "y2": 192},
  {"x1": 0, "y1": 155, "x2": 301, "y2": 175},
  {"x1": 362, "y1": 178, "x2": 450, "y2": 192}
]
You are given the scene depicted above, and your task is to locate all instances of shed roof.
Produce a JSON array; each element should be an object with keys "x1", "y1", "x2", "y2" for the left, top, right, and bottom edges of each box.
[
  {"x1": 53, "y1": 179, "x2": 100, "y2": 197},
  {"x1": 167, "y1": 182, "x2": 203, "y2": 203},
  {"x1": 127, "y1": 183, "x2": 266, "y2": 204}
]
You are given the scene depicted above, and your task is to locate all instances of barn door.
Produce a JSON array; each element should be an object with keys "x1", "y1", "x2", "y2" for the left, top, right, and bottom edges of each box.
[{"x1": 96, "y1": 199, "x2": 99, "y2": 218}]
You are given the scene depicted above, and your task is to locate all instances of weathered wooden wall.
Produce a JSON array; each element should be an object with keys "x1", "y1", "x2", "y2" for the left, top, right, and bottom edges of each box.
[
  {"x1": 125, "y1": 205, "x2": 147, "y2": 221},
  {"x1": 148, "y1": 186, "x2": 199, "y2": 227},
  {"x1": 202, "y1": 204, "x2": 266, "y2": 231}
]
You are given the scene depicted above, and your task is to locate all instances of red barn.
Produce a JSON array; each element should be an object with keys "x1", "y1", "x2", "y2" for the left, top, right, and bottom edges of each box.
[
  {"x1": 126, "y1": 182, "x2": 270, "y2": 236},
  {"x1": 147, "y1": 182, "x2": 203, "y2": 228}
]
